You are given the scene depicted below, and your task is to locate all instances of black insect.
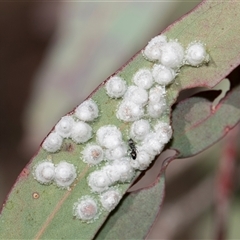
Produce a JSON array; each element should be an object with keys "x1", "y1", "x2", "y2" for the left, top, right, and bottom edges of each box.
[{"x1": 128, "y1": 138, "x2": 137, "y2": 160}]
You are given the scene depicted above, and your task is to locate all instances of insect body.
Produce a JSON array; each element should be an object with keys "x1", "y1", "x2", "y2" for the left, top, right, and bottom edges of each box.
[{"x1": 128, "y1": 138, "x2": 137, "y2": 160}]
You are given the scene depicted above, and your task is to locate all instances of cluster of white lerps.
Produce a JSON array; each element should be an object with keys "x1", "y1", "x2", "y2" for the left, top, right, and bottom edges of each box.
[
  {"x1": 33, "y1": 34, "x2": 209, "y2": 223},
  {"x1": 33, "y1": 161, "x2": 77, "y2": 189},
  {"x1": 73, "y1": 188, "x2": 121, "y2": 222},
  {"x1": 143, "y1": 35, "x2": 209, "y2": 67},
  {"x1": 42, "y1": 99, "x2": 99, "y2": 153},
  {"x1": 112, "y1": 36, "x2": 209, "y2": 122}
]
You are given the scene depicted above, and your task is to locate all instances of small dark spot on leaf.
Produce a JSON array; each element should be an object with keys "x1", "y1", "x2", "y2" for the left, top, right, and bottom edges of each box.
[
  {"x1": 62, "y1": 142, "x2": 75, "y2": 152},
  {"x1": 32, "y1": 192, "x2": 40, "y2": 199}
]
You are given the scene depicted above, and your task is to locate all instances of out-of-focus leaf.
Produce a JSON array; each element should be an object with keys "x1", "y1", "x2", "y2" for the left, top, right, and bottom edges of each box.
[
  {"x1": 170, "y1": 81, "x2": 240, "y2": 158},
  {"x1": 95, "y1": 173, "x2": 166, "y2": 240}
]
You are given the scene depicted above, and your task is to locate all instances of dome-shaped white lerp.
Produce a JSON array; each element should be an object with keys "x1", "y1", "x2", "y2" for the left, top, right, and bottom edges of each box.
[
  {"x1": 42, "y1": 132, "x2": 63, "y2": 153},
  {"x1": 75, "y1": 99, "x2": 99, "y2": 122},
  {"x1": 130, "y1": 150, "x2": 154, "y2": 170},
  {"x1": 102, "y1": 165, "x2": 121, "y2": 183},
  {"x1": 185, "y1": 41, "x2": 209, "y2": 66},
  {"x1": 73, "y1": 196, "x2": 99, "y2": 222},
  {"x1": 82, "y1": 144, "x2": 104, "y2": 165},
  {"x1": 105, "y1": 76, "x2": 127, "y2": 98},
  {"x1": 33, "y1": 161, "x2": 55, "y2": 184},
  {"x1": 124, "y1": 86, "x2": 148, "y2": 106},
  {"x1": 148, "y1": 85, "x2": 166, "y2": 103},
  {"x1": 132, "y1": 68, "x2": 153, "y2": 90},
  {"x1": 154, "y1": 121, "x2": 173, "y2": 144},
  {"x1": 142, "y1": 133, "x2": 165, "y2": 156},
  {"x1": 143, "y1": 35, "x2": 168, "y2": 61},
  {"x1": 116, "y1": 100, "x2": 144, "y2": 122},
  {"x1": 96, "y1": 125, "x2": 122, "y2": 149},
  {"x1": 110, "y1": 158, "x2": 134, "y2": 183},
  {"x1": 88, "y1": 170, "x2": 112, "y2": 193},
  {"x1": 105, "y1": 144, "x2": 127, "y2": 161},
  {"x1": 130, "y1": 119, "x2": 150, "y2": 141},
  {"x1": 152, "y1": 64, "x2": 176, "y2": 86},
  {"x1": 147, "y1": 101, "x2": 167, "y2": 118},
  {"x1": 55, "y1": 115, "x2": 75, "y2": 138},
  {"x1": 54, "y1": 161, "x2": 77, "y2": 188},
  {"x1": 160, "y1": 40, "x2": 184, "y2": 68},
  {"x1": 100, "y1": 189, "x2": 122, "y2": 212},
  {"x1": 71, "y1": 121, "x2": 92, "y2": 144}
]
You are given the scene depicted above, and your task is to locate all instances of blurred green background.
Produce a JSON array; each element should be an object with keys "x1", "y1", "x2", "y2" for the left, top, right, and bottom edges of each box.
[{"x1": 1, "y1": 2, "x2": 240, "y2": 239}]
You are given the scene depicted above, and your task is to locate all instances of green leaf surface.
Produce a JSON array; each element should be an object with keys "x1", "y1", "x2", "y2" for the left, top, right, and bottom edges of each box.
[
  {"x1": 170, "y1": 79, "x2": 240, "y2": 158},
  {"x1": 1, "y1": 0, "x2": 240, "y2": 239},
  {"x1": 95, "y1": 173, "x2": 166, "y2": 240}
]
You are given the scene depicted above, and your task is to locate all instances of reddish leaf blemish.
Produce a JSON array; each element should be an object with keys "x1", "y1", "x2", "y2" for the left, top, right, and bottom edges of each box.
[
  {"x1": 20, "y1": 168, "x2": 29, "y2": 178},
  {"x1": 224, "y1": 126, "x2": 230, "y2": 134}
]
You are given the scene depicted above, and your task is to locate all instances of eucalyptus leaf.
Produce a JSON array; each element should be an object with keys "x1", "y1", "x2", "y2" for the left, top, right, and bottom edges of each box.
[{"x1": 1, "y1": 0, "x2": 240, "y2": 239}]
